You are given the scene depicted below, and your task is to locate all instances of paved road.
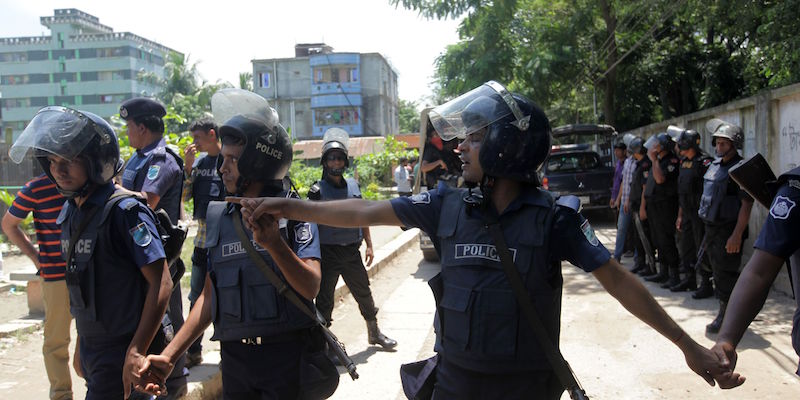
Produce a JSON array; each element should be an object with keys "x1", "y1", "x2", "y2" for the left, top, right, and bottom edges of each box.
[{"x1": 2, "y1": 216, "x2": 799, "y2": 399}]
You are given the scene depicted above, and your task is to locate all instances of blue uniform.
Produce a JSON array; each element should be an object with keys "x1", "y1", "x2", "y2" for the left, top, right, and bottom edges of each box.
[
  {"x1": 186, "y1": 154, "x2": 224, "y2": 357},
  {"x1": 122, "y1": 137, "x2": 184, "y2": 223},
  {"x1": 204, "y1": 199, "x2": 321, "y2": 398},
  {"x1": 58, "y1": 183, "x2": 165, "y2": 399},
  {"x1": 753, "y1": 167, "x2": 800, "y2": 376},
  {"x1": 121, "y1": 136, "x2": 188, "y2": 396},
  {"x1": 390, "y1": 184, "x2": 610, "y2": 399}
]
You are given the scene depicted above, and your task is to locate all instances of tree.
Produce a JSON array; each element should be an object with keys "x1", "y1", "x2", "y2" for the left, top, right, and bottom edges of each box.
[
  {"x1": 239, "y1": 72, "x2": 253, "y2": 91},
  {"x1": 398, "y1": 99, "x2": 421, "y2": 133},
  {"x1": 392, "y1": 0, "x2": 800, "y2": 131}
]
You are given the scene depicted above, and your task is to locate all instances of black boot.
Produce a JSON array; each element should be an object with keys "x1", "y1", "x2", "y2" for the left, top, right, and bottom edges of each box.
[
  {"x1": 706, "y1": 301, "x2": 727, "y2": 334},
  {"x1": 670, "y1": 267, "x2": 697, "y2": 292},
  {"x1": 660, "y1": 266, "x2": 681, "y2": 289},
  {"x1": 629, "y1": 263, "x2": 646, "y2": 274},
  {"x1": 367, "y1": 319, "x2": 397, "y2": 349},
  {"x1": 692, "y1": 271, "x2": 714, "y2": 299},
  {"x1": 644, "y1": 264, "x2": 669, "y2": 283}
]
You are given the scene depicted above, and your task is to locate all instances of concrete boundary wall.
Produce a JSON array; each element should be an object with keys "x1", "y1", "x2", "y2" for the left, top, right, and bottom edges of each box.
[{"x1": 622, "y1": 82, "x2": 800, "y2": 296}]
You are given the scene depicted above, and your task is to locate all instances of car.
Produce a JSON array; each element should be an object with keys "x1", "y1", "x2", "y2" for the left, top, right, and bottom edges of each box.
[{"x1": 541, "y1": 124, "x2": 618, "y2": 212}]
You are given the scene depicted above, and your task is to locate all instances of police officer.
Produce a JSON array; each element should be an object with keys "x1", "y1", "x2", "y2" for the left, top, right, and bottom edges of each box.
[
  {"x1": 137, "y1": 97, "x2": 324, "y2": 399},
  {"x1": 236, "y1": 81, "x2": 725, "y2": 398},
  {"x1": 9, "y1": 106, "x2": 173, "y2": 399},
  {"x1": 119, "y1": 97, "x2": 188, "y2": 396},
  {"x1": 182, "y1": 118, "x2": 225, "y2": 367},
  {"x1": 669, "y1": 127, "x2": 714, "y2": 293},
  {"x1": 707, "y1": 164, "x2": 800, "y2": 389},
  {"x1": 626, "y1": 136, "x2": 654, "y2": 275},
  {"x1": 698, "y1": 119, "x2": 754, "y2": 334},
  {"x1": 309, "y1": 127, "x2": 397, "y2": 350},
  {"x1": 641, "y1": 133, "x2": 681, "y2": 288}
]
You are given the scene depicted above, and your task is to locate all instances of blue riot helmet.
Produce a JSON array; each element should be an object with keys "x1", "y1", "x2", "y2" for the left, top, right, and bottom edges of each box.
[
  {"x1": 706, "y1": 118, "x2": 743, "y2": 150},
  {"x1": 321, "y1": 127, "x2": 350, "y2": 176},
  {"x1": 9, "y1": 106, "x2": 121, "y2": 198},
  {"x1": 666, "y1": 125, "x2": 701, "y2": 151},
  {"x1": 218, "y1": 114, "x2": 293, "y2": 195},
  {"x1": 429, "y1": 81, "x2": 550, "y2": 184}
]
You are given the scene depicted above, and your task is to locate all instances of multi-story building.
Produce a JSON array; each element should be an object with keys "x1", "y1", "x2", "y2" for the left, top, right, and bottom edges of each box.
[
  {"x1": 252, "y1": 43, "x2": 399, "y2": 139},
  {"x1": 0, "y1": 8, "x2": 178, "y2": 143}
]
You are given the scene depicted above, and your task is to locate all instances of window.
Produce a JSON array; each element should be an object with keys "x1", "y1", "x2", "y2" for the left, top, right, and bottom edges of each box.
[
  {"x1": 314, "y1": 107, "x2": 360, "y2": 126},
  {"x1": 1, "y1": 75, "x2": 29, "y2": 85},
  {"x1": 0, "y1": 52, "x2": 27, "y2": 62},
  {"x1": 313, "y1": 65, "x2": 358, "y2": 84},
  {"x1": 260, "y1": 72, "x2": 270, "y2": 88},
  {"x1": 546, "y1": 153, "x2": 600, "y2": 173},
  {"x1": 98, "y1": 71, "x2": 113, "y2": 81},
  {"x1": 100, "y1": 95, "x2": 114, "y2": 103},
  {"x1": 2, "y1": 98, "x2": 31, "y2": 108}
]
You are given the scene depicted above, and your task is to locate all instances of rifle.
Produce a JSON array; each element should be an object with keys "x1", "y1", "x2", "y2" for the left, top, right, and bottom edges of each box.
[{"x1": 632, "y1": 213, "x2": 657, "y2": 273}]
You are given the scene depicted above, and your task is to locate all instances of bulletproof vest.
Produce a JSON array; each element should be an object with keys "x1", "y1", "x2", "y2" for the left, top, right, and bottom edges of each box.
[
  {"x1": 698, "y1": 157, "x2": 743, "y2": 224},
  {"x1": 431, "y1": 187, "x2": 561, "y2": 373},
  {"x1": 644, "y1": 153, "x2": 679, "y2": 201},
  {"x1": 315, "y1": 178, "x2": 363, "y2": 246},
  {"x1": 678, "y1": 155, "x2": 712, "y2": 211},
  {"x1": 122, "y1": 142, "x2": 184, "y2": 224},
  {"x1": 630, "y1": 158, "x2": 651, "y2": 208},
  {"x1": 191, "y1": 154, "x2": 223, "y2": 219},
  {"x1": 58, "y1": 193, "x2": 150, "y2": 338},
  {"x1": 205, "y1": 201, "x2": 316, "y2": 341}
]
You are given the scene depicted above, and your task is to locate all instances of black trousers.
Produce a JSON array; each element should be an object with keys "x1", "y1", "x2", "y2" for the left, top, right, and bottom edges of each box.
[
  {"x1": 705, "y1": 222, "x2": 743, "y2": 301},
  {"x1": 677, "y1": 206, "x2": 710, "y2": 271},
  {"x1": 646, "y1": 199, "x2": 680, "y2": 271},
  {"x1": 317, "y1": 243, "x2": 378, "y2": 323},
  {"x1": 432, "y1": 357, "x2": 563, "y2": 400}
]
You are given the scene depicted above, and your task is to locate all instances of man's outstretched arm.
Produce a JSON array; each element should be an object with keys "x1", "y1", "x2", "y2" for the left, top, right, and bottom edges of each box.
[{"x1": 233, "y1": 196, "x2": 403, "y2": 228}]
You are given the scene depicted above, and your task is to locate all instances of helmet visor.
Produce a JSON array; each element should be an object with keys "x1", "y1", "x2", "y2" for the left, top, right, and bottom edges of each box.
[
  {"x1": 322, "y1": 128, "x2": 350, "y2": 151},
  {"x1": 643, "y1": 135, "x2": 659, "y2": 150},
  {"x1": 212, "y1": 88, "x2": 278, "y2": 129},
  {"x1": 9, "y1": 106, "x2": 92, "y2": 163},
  {"x1": 429, "y1": 81, "x2": 528, "y2": 141},
  {"x1": 666, "y1": 125, "x2": 685, "y2": 141}
]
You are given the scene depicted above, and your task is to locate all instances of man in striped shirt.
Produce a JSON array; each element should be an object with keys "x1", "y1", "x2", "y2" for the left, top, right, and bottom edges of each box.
[{"x1": 2, "y1": 174, "x2": 71, "y2": 400}]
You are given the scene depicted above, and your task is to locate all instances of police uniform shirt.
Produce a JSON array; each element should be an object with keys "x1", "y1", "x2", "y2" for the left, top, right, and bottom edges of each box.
[
  {"x1": 122, "y1": 137, "x2": 183, "y2": 221},
  {"x1": 190, "y1": 153, "x2": 224, "y2": 219},
  {"x1": 60, "y1": 183, "x2": 166, "y2": 337},
  {"x1": 678, "y1": 154, "x2": 713, "y2": 206},
  {"x1": 390, "y1": 185, "x2": 611, "y2": 271},
  {"x1": 644, "y1": 152, "x2": 680, "y2": 200},
  {"x1": 753, "y1": 179, "x2": 800, "y2": 375}
]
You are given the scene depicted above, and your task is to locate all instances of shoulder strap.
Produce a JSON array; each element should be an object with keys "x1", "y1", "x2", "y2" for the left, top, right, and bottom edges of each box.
[
  {"x1": 230, "y1": 208, "x2": 359, "y2": 380},
  {"x1": 65, "y1": 203, "x2": 107, "y2": 273},
  {"x1": 482, "y1": 205, "x2": 589, "y2": 400},
  {"x1": 164, "y1": 145, "x2": 185, "y2": 171}
]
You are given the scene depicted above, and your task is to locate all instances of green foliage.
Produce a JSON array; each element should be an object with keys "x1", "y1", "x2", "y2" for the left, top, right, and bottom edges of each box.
[
  {"x1": 395, "y1": 0, "x2": 800, "y2": 131},
  {"x1": 398, "y1": 99, "x2": 421, "y2": 133},
  {"x1": 239, "y1": 72, "x2": 254, "y2": 91},
  {"x1": 0, "y1": 189, "x2": 34, "y2": 236},
  {"x1": 288, "y1": 156, "x2": 323, "y2": 199},
  {"x1": 354, "y1": 135, "x2": 418, "y2": 187}
]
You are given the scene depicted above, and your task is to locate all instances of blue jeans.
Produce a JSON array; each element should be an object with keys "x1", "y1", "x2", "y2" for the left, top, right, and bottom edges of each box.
[{"x1": 614, "y1": 208, "x2": 632, "y2": 260}]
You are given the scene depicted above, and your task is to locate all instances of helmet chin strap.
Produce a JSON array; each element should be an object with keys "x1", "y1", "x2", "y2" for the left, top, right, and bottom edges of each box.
[
  {"x1": 324, "y1": 167, "x2": 345, "y2": 177},
  {"x1": 56, "y1": 181, "x2": 91, "y2": 200}
]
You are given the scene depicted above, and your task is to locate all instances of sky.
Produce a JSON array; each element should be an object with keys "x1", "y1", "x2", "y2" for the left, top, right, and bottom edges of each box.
[{"x1": 0, "y1": 1, "x2": 463, "y2": 107}]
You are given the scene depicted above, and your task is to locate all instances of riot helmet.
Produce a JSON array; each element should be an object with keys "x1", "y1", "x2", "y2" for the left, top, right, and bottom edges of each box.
[
  {"x1": 211, "y1": 88, "x2": 279, "y2": 129},
  {"x1": 628, "y1": 136, "x2": 645, "y2": 155},
  {"x1": 643, "y1": 132, "x2": 673, "y2": 152},
  {"x1": 320, "y1": 127, "x2": 350, "y2": 176},
  {"x1": 218, "y1": 114, "x2": 292, "y2": 195},
  {"x1": 9, "y1": 106, "x2": 121, "y2": 198},
  {"x1": 429, "y1": 81, "x2": 550, "y2": 184},
  {"x1": 622, "y1": 133, "x2": 636, "y2": 147},
  {"x1": 666, "y1": 125, "x2": 701, "y2": 151},
  {"x1": 706, "y1": 118, "x2": 743, "y2": 149}
]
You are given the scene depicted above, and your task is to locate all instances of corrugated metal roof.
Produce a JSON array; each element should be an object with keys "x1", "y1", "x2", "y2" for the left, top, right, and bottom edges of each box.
[{"x1": 292, "y1": 133, "x2": 419, "y2": 160}]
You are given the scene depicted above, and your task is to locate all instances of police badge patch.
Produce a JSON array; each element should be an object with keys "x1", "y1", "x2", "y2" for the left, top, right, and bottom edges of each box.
[
  {"x1": 294, "y1": 222, "x2": 313, "y2": 244},
  {"x1": 769, "y1": 195, "x2": 796, "y2": 220},
  {"x1": 580, "y1": 219, "x2": 600, "y2": 246},
  {"x1": 147, "y1": 165, "x2": 160, "y2": 180},
  {"x1": 129, "y1": 222, "x2": 152, "y2": 247},
  {"x1": 410, "y1": 192, "x2": 430, "y2": 204}
]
